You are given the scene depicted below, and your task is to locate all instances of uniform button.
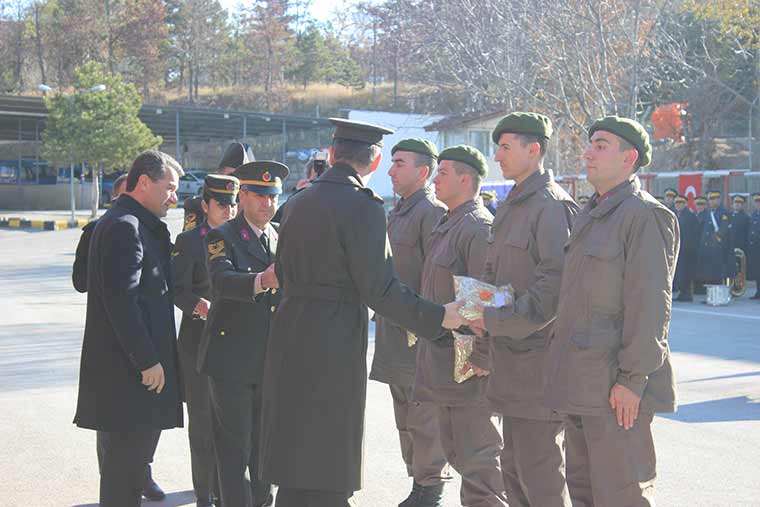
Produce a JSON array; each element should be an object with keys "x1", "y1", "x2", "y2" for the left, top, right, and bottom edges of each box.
[
  {"x1": 271, "y1": 288, "x2": 277, "y2": 295},
  {"x1": 270, "y1": 306, "x2": 276, "y2": 313},
  {"x1": 220, "y1": 330, "x2": 225, "y2": 336}
]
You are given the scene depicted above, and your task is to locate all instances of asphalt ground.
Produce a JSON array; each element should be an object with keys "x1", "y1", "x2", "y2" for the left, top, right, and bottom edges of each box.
[{"x1": 1, "y1": 208, "x2": 758, "y2": 506}]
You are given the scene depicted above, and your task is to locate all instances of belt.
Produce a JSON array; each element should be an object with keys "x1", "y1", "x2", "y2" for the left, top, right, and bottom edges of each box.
[{"x1": 284, "y1": 284, "x2": 360, "y2": 303}]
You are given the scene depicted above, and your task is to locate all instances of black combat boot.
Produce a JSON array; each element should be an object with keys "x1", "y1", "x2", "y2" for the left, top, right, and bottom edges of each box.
[{"x1": 415, "y1": 483, "x2": 444, "y2": 507}]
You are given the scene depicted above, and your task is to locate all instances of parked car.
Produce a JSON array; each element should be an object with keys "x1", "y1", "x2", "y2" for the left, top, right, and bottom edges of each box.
[{"x1": 178, "y1": 170, "x2": 208, "y2": 199}]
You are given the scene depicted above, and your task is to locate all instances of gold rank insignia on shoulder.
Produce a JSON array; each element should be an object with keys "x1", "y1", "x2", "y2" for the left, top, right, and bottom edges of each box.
[
  {"x1": 183, "y1": 213, "x2": 198, "y2": 232},
  {"x1": 208, "y1": 239, "x2": 226, "y2": 260}
]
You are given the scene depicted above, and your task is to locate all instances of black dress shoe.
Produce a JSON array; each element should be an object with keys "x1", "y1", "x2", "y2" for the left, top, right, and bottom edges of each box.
[
  {"x1": 142, "y1": 477, "x2": 166, "y2": 501},
  {"x1": 196, "y1": 499, "x2": 214, "y2": 507},
  {"x1": 254, "y1": 493, "x2": 273, "y2": 507}
]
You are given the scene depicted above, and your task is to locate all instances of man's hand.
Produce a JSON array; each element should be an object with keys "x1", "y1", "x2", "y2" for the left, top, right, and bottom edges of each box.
[
  {"x1": 193, "y1": 298, "x2": 210, "y2": 319},
  {"x1": 442, "y1": 300, "x2": 466, "y2": 329},
  {"x1": 609, "y1": 383, "x2": 641, "y2": 430},
  {"x1": 468, "y1": 315, "x2": 487, "y2": 337},
  {"x1": 460, "y1": 361, "x2": 490, "y2": 377},
  {"x1": 141, "y1": 363, "x2": 165, "y2": 394},
  {"x1": 296, "y1": 178, "x2": 313, "y2": 190},
  {"x1": 261, "y1": 263, "x2": 279, "y2": 289}
]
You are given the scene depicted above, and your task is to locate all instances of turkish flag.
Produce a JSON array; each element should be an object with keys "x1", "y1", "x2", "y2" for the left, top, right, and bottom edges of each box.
[{"x1": 679, "y1": 174, "x2": 702, "y2": 211}]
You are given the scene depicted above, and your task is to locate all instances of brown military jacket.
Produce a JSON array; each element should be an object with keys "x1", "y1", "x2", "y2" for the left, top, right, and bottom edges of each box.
[
  {"x1": 544, "y1": 176, "x2": 679, "y2": 416},
  {"x1": 414, "y1": 199, "x2": 493, "y2": 406},
  {"x1": 470, "y1": 170, "x2": 578, "y2": 420},
  {"x1": 370, "y1": 187, "x2": 446, "y2": 387}
]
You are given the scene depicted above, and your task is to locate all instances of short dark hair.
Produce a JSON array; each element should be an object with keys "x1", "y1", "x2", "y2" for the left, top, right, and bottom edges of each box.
[
  {"x1": 332, "y1": 138, "x2": 380, "y2": 168},
  {"x1": 617, "y1": 137, "x2": 641, "y2": 171},
  {"x1": 126, "y1": 150, "x2": 184, "y2": 192},
  {"x1": 113, "y1": 174, "x2": 128, "y2": 196},
  {"x1": 515, "y1": 134, "x2": 547, "y2": 158},
  {"x1": 413, "y1": 153, "x2": 436, "y2": 178},
  {"x1": 451, "y1": 160, "x2": 482, "y2": 193}
]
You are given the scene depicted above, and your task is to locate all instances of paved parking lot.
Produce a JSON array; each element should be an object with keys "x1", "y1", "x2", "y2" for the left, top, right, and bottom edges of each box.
[{"x1": 1, "y1": 209, "x2": 758, "y2": 506}]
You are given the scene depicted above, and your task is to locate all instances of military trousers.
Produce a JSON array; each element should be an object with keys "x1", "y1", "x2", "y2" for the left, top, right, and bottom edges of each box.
[
  {"x1": 565, "y1": 412, "x2": 656, "y2": 507},
  {"x1": 209, "y1": 377, "x2": 272, "y2": 507},
  {"x1": 436, "y1": 404, "x2": 507, "y2": 506},
  {"x1": 274, "y1": 487, "x2": 356, "y2": 507},
  {"x1": 499, "y1": 415, "x2": 570, "y2": 507},
  {"x1": 96, "y1": 429, "x2": 161, "y2": 507},
  {"x1": 389, "y1": 384, "x2": 451, "y2": 486},
  {"x1": 180, "y1": 347, "x2": 218, "y2": 503}
]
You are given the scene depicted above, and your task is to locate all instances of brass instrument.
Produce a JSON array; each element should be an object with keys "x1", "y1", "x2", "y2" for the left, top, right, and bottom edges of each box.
[{"x1": 730, "y1": 248, "x2": 747, "y2": 297}]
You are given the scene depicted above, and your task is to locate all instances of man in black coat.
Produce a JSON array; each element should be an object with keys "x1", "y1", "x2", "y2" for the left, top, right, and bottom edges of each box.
[
  {"x1": 73, "y1": 150, "x2": 185, "y2": 507},
  {"x1": 747, "y1": 193, "x2": 760, "y2": 299},
  {"x1": 729, "y1": 195, "x2": 750, "y2": 255},
  {"x1": 674, "y1": 195, "x2": 699, "y2": 302},
  {"x1": 72, "y1": 172, "x2": 167, "y2": 501},
  {"x1": 259, "y1": 118, "x2": 468, "y2": 507},
  {"x1": 172, "y1": 175, "x2": 240, "y2": 507},
  {"x1": 197, "y1": 161, "x2": 287, "y2": 507}
]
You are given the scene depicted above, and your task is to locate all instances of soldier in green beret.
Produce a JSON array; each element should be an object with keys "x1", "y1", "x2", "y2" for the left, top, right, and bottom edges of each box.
[
  {"x1": 369, "y1": 138, "x2": 451, "y2": 506},
  {"x1": 414, "y1": 144, "x2": 507, "y2": 506},
  {"x1": 544, "y1": 115, "x2": 678, "y2": 507},
  {"x1": 466, "y1": 112, "x2": 577, "y2": 506}
]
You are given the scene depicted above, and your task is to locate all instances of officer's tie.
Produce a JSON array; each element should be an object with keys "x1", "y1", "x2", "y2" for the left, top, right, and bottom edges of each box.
[{"x1": 260, "y1": 231, "x2": 271, "y2": 261}]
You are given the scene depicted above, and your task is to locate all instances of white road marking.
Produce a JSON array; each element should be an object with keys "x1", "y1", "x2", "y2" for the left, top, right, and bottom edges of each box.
[{"x1": 673, "y1": 306, "x2": 760, "y2": 321}]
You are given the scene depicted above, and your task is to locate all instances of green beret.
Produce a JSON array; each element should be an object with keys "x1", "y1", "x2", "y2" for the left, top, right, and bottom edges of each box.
[
  {"x1": 492, "y1": 112, "x2": 553, "y2": 143},
  {"x1": 391, "y1": 138, "x2": 439, "y2": 159},
  {"x1": 438, "y1": 145, "x2": 488, "y2": 178},
  {"x1": 588, "y1": 115, "x2": 652, "y2": 168}
]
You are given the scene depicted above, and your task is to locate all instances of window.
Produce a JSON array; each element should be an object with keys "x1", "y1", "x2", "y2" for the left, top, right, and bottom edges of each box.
[{"x1": 469, "y1": 130, "x2": 491, "y2": 157}]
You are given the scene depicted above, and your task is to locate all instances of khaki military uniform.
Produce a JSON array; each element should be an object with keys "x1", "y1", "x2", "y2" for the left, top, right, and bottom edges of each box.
[
  {"x1": 415, "y1": 199, "x2": 507, "y2": 506},
  {"x1": 544, "y1": 176, "x2": 679, "y2": 507},
  {"x1": 260, "y1": 163, "x2": 446, "y2": 499},
  {"x1": 369, "y1": 187, "x2": 450, "y2": 487},
  {"x1": 471, "y1": 170, "x2": 577, "y2": 507}
]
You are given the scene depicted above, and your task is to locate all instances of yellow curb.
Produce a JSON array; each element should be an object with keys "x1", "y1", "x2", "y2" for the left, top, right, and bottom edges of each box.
[
  {"x1": 9, "y1": 219, "x2": 20, "y2": 228},
  {"x1": 31, "y1": 220, "x2": 45, "y2": 229}
]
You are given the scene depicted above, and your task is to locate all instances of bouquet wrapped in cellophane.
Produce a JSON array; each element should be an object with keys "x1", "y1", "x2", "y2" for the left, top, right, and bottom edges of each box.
[{"x1": 452, "y1": 276, "x2": 514, "y2": 383}]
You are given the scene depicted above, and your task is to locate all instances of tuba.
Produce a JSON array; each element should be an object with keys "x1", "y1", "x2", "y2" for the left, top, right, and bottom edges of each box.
[{"x1": 730, "y1": 248, "x2": 747, "y2": 297}]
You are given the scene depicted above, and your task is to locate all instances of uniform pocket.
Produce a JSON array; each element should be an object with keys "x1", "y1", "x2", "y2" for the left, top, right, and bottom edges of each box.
[
  {"x1": 566, "y1": 316, "x2": 621, "y2": 411},
  {"x1": 585, "y1": 240, "x2": 624, "y2": 314}
]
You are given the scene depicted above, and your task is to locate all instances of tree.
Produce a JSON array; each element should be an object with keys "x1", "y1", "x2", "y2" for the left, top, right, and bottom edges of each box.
[{"x1": 42, "y1": 61, "x2": 161, "y2": 217}]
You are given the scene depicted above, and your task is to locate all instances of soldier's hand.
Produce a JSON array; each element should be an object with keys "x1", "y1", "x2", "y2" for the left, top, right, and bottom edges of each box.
[
  {"x1": 261, "y1": 263, "x2": 279, "y2": 289},
  {"x1": 442, "y1": 300, "x2": 467, "y2": 329},
  {"x1": 141, "y1": 363, "x2": 165, "y2": 394},
  {"x1": 609, "y1": 383, "x2": 640, "y2": 430},
  {"x1": 468, "y1": 316, "x2": 487, "y2": 337},
  {"x1": 193, "y1": 298, "x2": 210, "y2": 319},
  {"x1": 461, "y1": 361, "x2": 490, "y2": 377}
]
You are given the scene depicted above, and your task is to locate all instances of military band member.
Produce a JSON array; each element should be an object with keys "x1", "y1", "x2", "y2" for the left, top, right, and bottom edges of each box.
[
  {"x1": 673, "y1": 195, "x2": 699, "y2": 302},
  {"x1": 198, "y1": 162, "x2": 287, "y2": 507},
  {"x1": 259, "y1": 119, "x2": 468, "y2": 507},
  {"x1": 467, "y1": 113, "x2": 577, "y2": 507},
  {"x1": 697, "y1": 190, "x2": 734, "y2": 283},
  {"x1": 544, "y1": 116, "x2": 678, "y2": 507},
  {"x1": 663, "y1": 187, "x2": 678, "y2": 212},
  {"x1": 729, "y1": 195, "x2": 750, "y2": 256},
  {"x1": 172, "y1": 175, "x2": 240, "y2": 507},
  {"x1": 748, "y1": 193, "x2": 760, "y2": 299},
  {"x1": 369, "y1": 138, "x2": 450, "y2": 506},
  {"x1": 692, "y1": 195, "x2": 709, "y2": 295},
  {"x1": 414, "y1": 145, "x2": 507, "y2": 507}
]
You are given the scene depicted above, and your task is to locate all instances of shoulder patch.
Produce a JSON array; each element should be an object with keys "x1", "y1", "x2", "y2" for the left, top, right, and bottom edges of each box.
[
  {"x1": 207, "y1": 239, "x2": 226, "y2": 261},
  {"x1": 183, "y1": 213, "x2": 198, "y2": 232}
]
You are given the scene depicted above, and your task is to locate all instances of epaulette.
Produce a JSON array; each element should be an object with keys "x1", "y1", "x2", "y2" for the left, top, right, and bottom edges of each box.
[{"x1": 361, "y1": 186, "x2": 384, "y2": 204}]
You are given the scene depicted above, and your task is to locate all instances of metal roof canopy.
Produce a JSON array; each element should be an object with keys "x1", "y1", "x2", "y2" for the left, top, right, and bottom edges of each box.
[{"x1": 0, "y1": 95, "x2": 332, "y2": 143}]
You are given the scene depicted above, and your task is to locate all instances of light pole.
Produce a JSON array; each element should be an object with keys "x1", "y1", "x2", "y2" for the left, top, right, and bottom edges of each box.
[
  {"x1": 39, "y1": 83, "x2": 106, "y2": 224},
  {"x1": 750, "y1": 95, "x2": 759, "y2": 171}
]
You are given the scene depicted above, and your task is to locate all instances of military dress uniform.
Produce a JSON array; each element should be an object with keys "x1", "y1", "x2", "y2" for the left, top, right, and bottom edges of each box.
[
  {"x1": 260, "y1": 119, "x2": 448, "y2": 507},
  {"x1": 172, "y1": 175, "x2": 240, "y2": 506},
  {"x1": 544, "y1": 117, "x2": 678, "y2": 507},
  {"x1": 184, "y1": 195, "x2": 206, "y2": 233},
  {"x1": 697, "y1": 191, "x2": 735, "y2": 283},
  {"x1": 748, "y1": 194, "x2": 760, "y2": 298},
  {"x1": 414, "y1": 146, "x2": 506, "y2": 507},
  {"x1": 673, "y1": 195, "x2": 699, "y2": 301},
  {"x1": 197, "y1": 162, "x2": 288, "y2": 507},
  {"x1": 471, "y1": 111, "x2": 578, "y2": 507},
  {"x1": 663, "y1": 188, "x2": 677, "y2": 213},
  {"x1": 368, "y1": 139, "x2": 451, "y2": 503},
  {"x1": 729, "y1": 195, "x2": 750, "y2": 255}
]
